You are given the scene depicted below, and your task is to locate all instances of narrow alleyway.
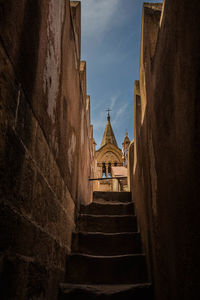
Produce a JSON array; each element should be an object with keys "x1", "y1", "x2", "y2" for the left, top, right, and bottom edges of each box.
[{"x1": 60, "y1": 192, "x2": 153, "y2": 299}]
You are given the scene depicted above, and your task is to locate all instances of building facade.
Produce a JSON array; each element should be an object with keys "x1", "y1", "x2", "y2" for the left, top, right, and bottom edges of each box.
[{"x1": 94, "y1": 112, "x2": 130, "y2": 191}]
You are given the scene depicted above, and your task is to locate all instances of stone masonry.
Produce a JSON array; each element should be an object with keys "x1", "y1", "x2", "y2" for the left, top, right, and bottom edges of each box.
[
  {"x1": 60, "y1": 191, "x2": 153, "y2": 300},
  {"x1": 129, "y1": 1, "x2": 200, "y2": 299},
  {"x1": 0, "y1": 1, "x2": 94, "y2": 299}
]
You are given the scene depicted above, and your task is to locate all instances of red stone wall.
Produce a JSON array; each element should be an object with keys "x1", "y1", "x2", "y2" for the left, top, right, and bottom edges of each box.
[
  {"x1": 0, "y1": 1, "x2": 94, "y2": 299},
  {"x1": 130, "y1": 1, "x2": 200, "y2": 299}
]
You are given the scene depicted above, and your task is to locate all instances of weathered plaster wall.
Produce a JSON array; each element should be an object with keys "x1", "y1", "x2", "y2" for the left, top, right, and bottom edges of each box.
[
  {"x1": 0, "y1": 1, "x2": 94, "y2": 299},
  {"x1": 130, "y1": 1, "x2": 200, "y2": 299}
]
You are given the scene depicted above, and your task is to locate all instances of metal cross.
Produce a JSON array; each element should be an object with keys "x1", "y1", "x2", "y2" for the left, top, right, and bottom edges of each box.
[{"x1": 106, "y1": 108, "x2": 111, "y2": 116}]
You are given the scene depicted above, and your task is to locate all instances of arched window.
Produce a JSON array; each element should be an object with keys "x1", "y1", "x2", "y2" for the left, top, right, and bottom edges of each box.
[
  {"x1": 102, "y1": 163, "x2": 106, "y2": 178},
  {"x1": 108, "y1": 162, "x2": 111, "y2": 178}
]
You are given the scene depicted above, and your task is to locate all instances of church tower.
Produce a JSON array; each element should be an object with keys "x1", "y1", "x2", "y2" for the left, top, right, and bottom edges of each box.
[
  {"x1": 122, "y1": 131, "x2": 131, "y2": 167},
  {"x1": 93, "y1": 110, "x2": 127, "y2": 191},
  {"x1": 93, "y1": 110, "x2": 130, "y2": 191},
  {"x1": 95, "y1": 110, "x2": 123, "y2": 179}
]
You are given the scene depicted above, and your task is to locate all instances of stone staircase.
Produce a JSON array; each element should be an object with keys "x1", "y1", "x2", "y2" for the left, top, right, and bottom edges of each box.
[{"x1": 59, "y1": 191, "x2": 153, "y2": 299}]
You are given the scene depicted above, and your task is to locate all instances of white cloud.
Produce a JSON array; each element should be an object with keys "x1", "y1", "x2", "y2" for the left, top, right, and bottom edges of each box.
[
  {"x1": 110, "y1": 95, "x2": 118, "y2": 109},
  {"x1": 112, "y1": 102, "x2": 128, "y2": 126},
  {"x1": 80, "y1": 0, "x2": 120, "y2": 40},
  {"x1": 92, "y1": 93, "x2": 122, "y2": 129},
  {"x1": 92, "y1": 110, "x2": 106, "y2": 129}
]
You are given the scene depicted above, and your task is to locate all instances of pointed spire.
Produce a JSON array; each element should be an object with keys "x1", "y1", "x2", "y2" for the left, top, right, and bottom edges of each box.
[
  {"x1": 106, "y1": 108, "x2": 111, "y2": 122},
  {"x1": 122, "y1": 131, "x2": 131, "y2": 150},
  {"x1": 100, "y1": 110, "x2": 118, "y2": 148},
  {"x1": 122, "y1": 131, "x2": 130, "y2": 168}
]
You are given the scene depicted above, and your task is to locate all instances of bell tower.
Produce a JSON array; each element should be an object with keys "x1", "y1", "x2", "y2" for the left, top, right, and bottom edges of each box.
[{"x1": 122, "y1": 131, "x2": 131, "y2": 167}]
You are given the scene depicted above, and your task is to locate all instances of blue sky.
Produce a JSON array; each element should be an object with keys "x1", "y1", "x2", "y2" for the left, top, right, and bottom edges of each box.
[{"x1": 80, "y1": 0, "x2": 162, "y2": 149}]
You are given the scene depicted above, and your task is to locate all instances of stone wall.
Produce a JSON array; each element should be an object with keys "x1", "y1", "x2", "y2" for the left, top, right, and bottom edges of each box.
[
  {"x1": 0, "y1": 1, "x2": 94, "y2": 299},
  {"x1": 78, "y1": 64, "x2": 94, "y2": 205},
  {"x1": 128, "y1": 140, "x2": 134, "y2": 191},
  {"x1": 130, "y1": 1, "x2": 200, "y2": 299}
]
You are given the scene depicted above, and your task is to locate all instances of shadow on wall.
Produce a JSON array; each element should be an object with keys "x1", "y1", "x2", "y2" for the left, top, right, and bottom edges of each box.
[
  {"x1": 129, "y1": 1, "x2": 200, "y2": 300},
  {"x1": 0, "y1": 1, "x2": 95, "y2": 299}
]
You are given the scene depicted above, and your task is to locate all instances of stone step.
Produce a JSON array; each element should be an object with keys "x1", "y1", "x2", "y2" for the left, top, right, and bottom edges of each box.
[
  {"x1": 72, "y1": 232, "x2": 142, "y2": 256},
  {"x1": 80, "y1": 201, "x2": 134, "y2": 216},
  {"x1": 78, "y1": 215, "x2": 137, "y2": 233},
  {"x1": 93, "y1": 191, "x2": 132, "y2": 203},
  {"x1": 66, "y1": 253, "x2": 148, "y2": 284},
  {"x1": 59, "y1": 283, "x2": 153, "y2": 300}
]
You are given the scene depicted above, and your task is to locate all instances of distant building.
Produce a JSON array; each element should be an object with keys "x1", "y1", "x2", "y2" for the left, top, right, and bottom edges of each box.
[
  {"x1": 94, "y1": 111, "x2": 131, "y2": 191},
  {"x1": 122, "y1": 132, "x2": 131, "y2": 167}
]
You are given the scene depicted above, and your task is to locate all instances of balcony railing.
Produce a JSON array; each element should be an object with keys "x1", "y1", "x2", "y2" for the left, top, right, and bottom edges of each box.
[{"x1": 89, "y1": 177, "x2": 127, "y2": 181}]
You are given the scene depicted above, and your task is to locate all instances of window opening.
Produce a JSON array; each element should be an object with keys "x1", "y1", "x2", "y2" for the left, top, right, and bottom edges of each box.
[
  {"x1": 108, "y1": 162, "x2": 111, "y2": 178},
  {"x1": 102, "y1": 163, "x2": 106, "y2": 178}
]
